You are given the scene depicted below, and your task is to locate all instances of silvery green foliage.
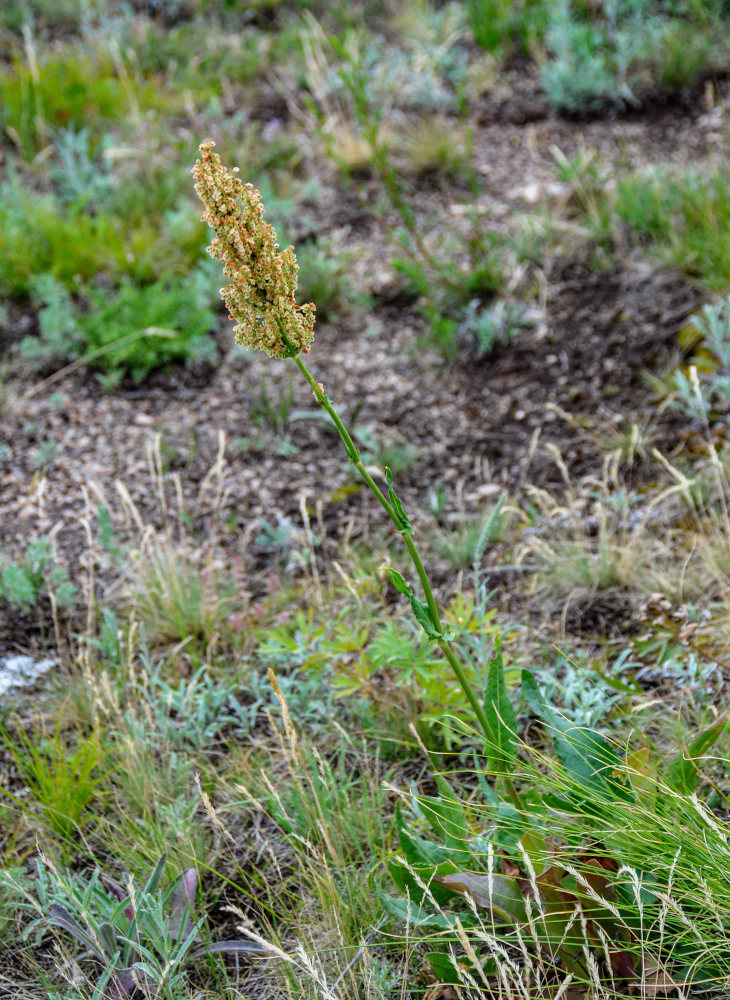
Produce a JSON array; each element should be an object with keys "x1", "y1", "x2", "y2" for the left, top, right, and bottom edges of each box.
[
  {"x1": 132, "y1": 658, "x2": 339, "y2": 751},
  {"x1": 22, "y1": 274, "x2": 85, "y2": 364},
  {"x1": 0, "y1": 866, "x2": 30, "y2": 947},
  {"x1": 50, "y1": 127, "x2": 115, "y2": 208},
  {"x1": 3, "y1": 857, "x2": 262, "y2": 997},
  {"x1": 133, "y1": 664, "x2": 261, "y2": 751},
  {"x1": 532, "y1": 651, "x2": 623, "y2": 729},
  {"x1": 671, "y1": 296, "x2": 730, "y2": 419},
  {"x1": 458, "y1": 299, "x2": 534, "y2": 357},
  {"x1": 0, "y1": 536, "x2": 76, "y2": 614},
  {"x1": 318, "y1": 8, "x2": 470, "y2": 115}
]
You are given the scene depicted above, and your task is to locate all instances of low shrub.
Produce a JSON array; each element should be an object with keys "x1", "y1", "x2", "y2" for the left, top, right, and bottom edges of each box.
[
  {"x1": 24, "y1": 266, "x2": 218, "y2": 384},
  {"x1": 0, "y1": 537, "x2": 76, "y2": 615}
]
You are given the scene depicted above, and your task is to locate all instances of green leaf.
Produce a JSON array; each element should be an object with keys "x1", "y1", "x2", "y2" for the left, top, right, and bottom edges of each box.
[
  {"x1": 473, "y1": 756, "x2": 500, "y2": 807},
  {"x1": 142, "y1": 853, "x2": 167, "y2": 896},
  {"x1": 379, "y1": 893, "x2": 468, "y2": 929},
  {"x1": 426, "y1": 950, "x2": 496, "y2": 985},
  {"x1": 666, "y1": 717, "x2": 726, "y2": 793},
  {"x1": 522, "y1": 671, "x2": 630, "y2": 802},
  {"x1": 48, "y1": 904, "x2": 104, "y2": 961},
  {"x1": 519, "y1": 829, "x2": 548, "y2": 872},
  {"x1": 484, "y1": 637, "x2": 517, "y2": 775},
  {"x1": 416, "y1": 777, "x2": 471, "y2": 865},
  {"x1": 425, "y1": 950, "x2": 465, "y2": 986},
  {"x1": 382, "y1": 568, "x2": 444, "y2": 639},
  {"x1": 395, "y1": 803, "x2": 453, "y2": 867},
  {"x1": 383, "y1": 567, "x2": 413, "y2": 598},
  {"x1": 473, "y1": 491, "x2": 506, "y2": 566},
  {"x1": 98, "y1": 921, "x2": 118, "y2": 959},
  {"x1": 521, "y1": 669, "x2": 546, "y2": 718},
  {"x1": 387, "y1": 858, "x2": 460, "y2": 909},
  {"x1": 541, "y1": 791, "x2": 588, "y2": 814},
  {"x1": 433, "y1": 871, "x2": 527, "y2": 923},
  {"x1": 410, "y1": 596, "x2": 442, "y2": 639},
  {"x1": 385, "y1": 467, "x2": 412, "y2": 535},
  {"x1": 391, "y1": 257, "x2": 429, "y2": 295}
]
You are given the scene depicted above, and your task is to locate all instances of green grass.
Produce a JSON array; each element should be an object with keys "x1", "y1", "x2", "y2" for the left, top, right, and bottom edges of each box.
[
  {"x1": 467, "y1": 0, "x2": 550, "y2": 55},
  {"x1": 613, "y1": 168, "x2": 730, "y2": 292},
  {"x1": 465, "y1": 0, "x2": 730, "y2": 114},
  {"x1": 1, "y1": 505, "x2": 729, "y2": 997},
  {"x1": 0, "y1": 41, "x2": 173, "y2": 159},
  {"x1": 384, "y1": 717, "x2": 730, "y2": 995},
  {"x1": 0, "y1": 721, "x2": 106, "y2": 854},
  {"x1": 559, "y1": 155, "x2": 730, "y2": 293},
  {"x1": 0, "y1": 179, "x2": 208, "y2": 298},
  {"x1": 132, "y1": 20, "x2": 264, "y2": 95},
  {"x1": 0, "y1": 184, "x2": 125, "y2": 297}
]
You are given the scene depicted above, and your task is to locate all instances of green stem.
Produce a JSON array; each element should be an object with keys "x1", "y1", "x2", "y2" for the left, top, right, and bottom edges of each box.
[{"x1": 292, "y1": 353, "x2": 523, "y2": 812}]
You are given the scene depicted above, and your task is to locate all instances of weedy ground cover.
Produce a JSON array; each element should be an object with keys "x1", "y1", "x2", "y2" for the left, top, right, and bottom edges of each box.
[
  {"x1": 1, "y1": 2, "x2": 730, "y2": 999},
  {"x1": 468, "y1": 0, "x2": 730, "y2": 114}
]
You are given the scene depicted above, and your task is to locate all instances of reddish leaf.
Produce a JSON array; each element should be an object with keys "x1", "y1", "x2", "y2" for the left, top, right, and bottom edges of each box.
[
  {"x1": 423, "y1": 987, "x2": 459, "y2": 1000},
  {"x1": 610, "y1": 948, "x2": 638, "y2": 980},
  {"x1": 169, "y1": 868, "x2": 198, "y2": 940}
]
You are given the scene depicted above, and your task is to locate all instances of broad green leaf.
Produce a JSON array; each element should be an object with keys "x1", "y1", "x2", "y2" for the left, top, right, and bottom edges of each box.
[
  {"x1": 670, "y1": 943, "x2": 723, "y2": 986},
  {"x1": 380, "y1": 893, "x2": 469, "y2": 929},
  {"x1": 426, "y1": 950, "x2": 496, "y2": 985},
  {"x1": 522, "y1": 668, "x2": 558, "y2": 721},
  {"x1": 492, "y1": 800, "x2": 530, "y2": 850},
  {"x1": 541, "y1": 791, "x2": 591, "y2": 814},
  {"x1": 522, "y1": 670, "x2": 630, "y2": 802},
  {"x1": 417, "y1": 776, "x2": 471, "y2": 864},
  {"x1": 395, "y1": 803, "x2": 453, "y2": 867},
  {"x1": 385, "y1": 467, "x2": 412, "y2": 534},
  {"x1": 518, "y1": 829, "x2": 548, "y2": 872},
  {"x1": 484, "y1": 637, "x2": 517, "y2": 774},
  {"x1": 425, "y1": 950, "x2": 468, "y2": 986},
  {"x1": 666, "y1": 717, "x2": 726, "y2": 793},
  {"x1": 626, "y1": 747, "x2": 657, "y2": 808},
  {"x1": 473, "y1": 757, "x2": 500, "y2": 807},
  {"x1": 614, "y1": 867, "x2": 661, "y2": 907},
  {"x1": 387, "y1": 858, "x2": 460, "y2": 909},
  {"x1": 532, "y1": 864, "x2": 584, "y2": 958}
]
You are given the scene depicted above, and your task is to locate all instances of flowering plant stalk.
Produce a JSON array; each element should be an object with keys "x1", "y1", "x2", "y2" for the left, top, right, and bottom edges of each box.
[{"x1": 193, "y1": 141, "x2": 522, "y2": 810}]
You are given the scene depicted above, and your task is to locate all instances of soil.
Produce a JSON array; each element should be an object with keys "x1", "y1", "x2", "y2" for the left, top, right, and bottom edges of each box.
[{"x1": 1, "y1": 72, "x2": 728, "y2": 656}]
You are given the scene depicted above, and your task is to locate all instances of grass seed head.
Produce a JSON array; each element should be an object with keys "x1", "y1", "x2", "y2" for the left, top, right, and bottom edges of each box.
[{"x1": 193, "y1": 139, "x2": 316, "y2": 358}]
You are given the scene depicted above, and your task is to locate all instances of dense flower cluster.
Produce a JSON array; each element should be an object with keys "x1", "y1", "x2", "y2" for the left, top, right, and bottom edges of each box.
[{"x1": 192, "y1": 140, "x2": 315, "y2": 358}]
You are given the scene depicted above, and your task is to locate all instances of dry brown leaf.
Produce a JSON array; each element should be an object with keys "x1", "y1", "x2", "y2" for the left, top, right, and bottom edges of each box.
[
  {"x1": 423, "y1": 986, "x2": 459, "y2": 1000},
  {"x1": 632, "y1": 957, "x2": 680, "y2": 997}
]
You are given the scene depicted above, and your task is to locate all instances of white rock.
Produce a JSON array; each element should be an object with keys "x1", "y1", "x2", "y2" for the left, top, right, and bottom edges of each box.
[{"x1": 0, "y1": 655, "x2": 56, "y2": 696}]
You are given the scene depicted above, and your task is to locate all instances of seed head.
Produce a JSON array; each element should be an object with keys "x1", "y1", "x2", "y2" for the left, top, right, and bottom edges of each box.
[{"x1": 192, "y1": 140, "x2": 315, "y2": 358}]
